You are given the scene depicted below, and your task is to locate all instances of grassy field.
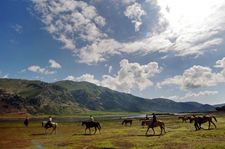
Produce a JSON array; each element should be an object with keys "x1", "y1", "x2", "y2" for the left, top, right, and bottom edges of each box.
[{"x1": 0, "y1": 112, "x2": 225, "y2": 149}]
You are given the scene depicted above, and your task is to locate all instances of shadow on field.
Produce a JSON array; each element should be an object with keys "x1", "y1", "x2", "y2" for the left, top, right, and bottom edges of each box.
[
  {"x1": 72, "y1": 133, "x2": 97, "y2": 136},
  {"x1": 137, "y1": 134, "x2": 162, "y2": 137},
  {"x1": 31, "y1": 133, "x2": 46, "y2": 136}
]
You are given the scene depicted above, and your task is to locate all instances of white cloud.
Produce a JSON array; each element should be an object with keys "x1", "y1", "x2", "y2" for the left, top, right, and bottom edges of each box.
[
  {"x1": 214, "y1": 57, "x2": 225, "y2": 68},
  {"x1": 124, "y1": 2, "x2": 146, "y2": 32},
  {"x1": 101, "y1": 59, "x2": 161, "y2": 92},
  {"x1": 31, "y1": 0, "x2": 106, "y2": 53},
  {"x1": 64, "y1": 75, "x2": 76, "y2": 81},
  {"x1": 162, "y1": 91, "x2": 219, "y2": 100},
  {"x1": 159, "y1": 57, "x2": 225, "y2": 90},
  {"x1": 3, "y1": 74, "x2": 9, "y2": 78},
  {"x1": 31, "y1": 0, "x2": 225, "y2": 65},
  {"x1": 160, "y1": 65, "x2": 219, "y2": 90},
  {"x1": 122, "y1": 0, "x2": 136, "y2": 4},
  {"x1": 28, "y1": 65, "x2": 57, "y2": 75},
  {"x1": 28, "y1": 65, "x2": 43, "y2": 73},
  {"x1": 49, "y1": 59, "x2": 62, "y2": 69},
  {"x1": 76, "y1": 73, "x2": 100, "y2": 85},
  {"x1": 108, "y1": 66, "x2": 113, "y2": 73},
  {"x1": 11, "y1": 24, "x2": 23, "y2": 34}
]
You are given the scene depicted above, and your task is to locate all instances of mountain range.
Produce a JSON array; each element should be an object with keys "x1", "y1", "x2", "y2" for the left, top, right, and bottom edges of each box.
[{"x1": 0, "y1": 78, "x2": 215, "y2": 115}]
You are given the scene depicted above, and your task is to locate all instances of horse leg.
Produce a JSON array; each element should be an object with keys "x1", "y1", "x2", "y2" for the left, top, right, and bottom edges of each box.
[
  {"x1": 146, "y1": 127, "x2": 150, "y2": 135},
  {"x1": 94, "y1": 127, "x2": 97, "y2": 134},
  {"x1": 208, "y1": 121, "x2": 211, "y2": 129},
  {"x1": 89, "y1": 128, "x2": 91, "y2": 134},
  {"x1": 50, "y1": 128, "x2": 55, "y2": 134},
  {"x1": 85, "y1": 128, "x2": 87, "y2": 134},
  {"x1": 152, "y1": 128, "x2": 155, "y2": 135},
  {"x1": 98, "y1": 126, "x2": 101, "y2": 134},
  {"x1": 211, "y1": 121, "x2": 216, "y2": 128},
  {"x1": 160, "y1": 126, "x2": 163, "y2": 135}
]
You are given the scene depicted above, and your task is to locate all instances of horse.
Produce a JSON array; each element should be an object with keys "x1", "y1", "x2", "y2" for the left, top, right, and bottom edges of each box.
[
  {"x1": 42, "y1": 121, "x2": 58, "y2": 134},
  {"x1": 82, "y1": 121, "x2": 101, "y2": 134},
  {"x1": 139, "y1": 117, "x2": 149, "y2": 121},
  {"x1": 190, "y1": 115, "x2": 217, "y2": 130},
  {"x1": 142, "y1": 119, "x2": 166, "y2": 135},
  {"x1": 178, "y1": 116, "x2": 188, "y2": 123},
  {"x1": 122, "y1": 119, "x2": 132, "y2": 126}
]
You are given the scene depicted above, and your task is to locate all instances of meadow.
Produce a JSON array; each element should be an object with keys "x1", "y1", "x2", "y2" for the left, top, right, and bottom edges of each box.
[{"x1": 0, "y1": 112, "x2": 225, "y2": 149}]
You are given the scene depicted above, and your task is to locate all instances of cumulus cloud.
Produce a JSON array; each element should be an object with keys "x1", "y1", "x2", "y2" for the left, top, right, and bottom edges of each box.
[
  {"x1": 63, "y1": 74, "x2": 100, "y2": 85},
  {"x1": 124, "y1": 2, "x2": 146, "y2": 32},
  {"x1": 158, "y1": 57, "x2": 225, "y2": 90},
  {"x1": 76, "y1": 73, "x2": 100, "y2": 85},
  {"x1": 101, "y1": 59, "x2": 161, "y2": 92},
  {"x1": 31, "y1": 0, "x2": 225, "y2": 65},
  {"x1": 31, "y1": 0, "x2": 106, "y2": 52},
  {"x1": 214, "y1": 57, "x2": 225, "y2": 68},
  {"x1": 3, "y1": 74, "x2": 9, "y2": 78},
  {"x1": 159, "y1": 65, "x2": 220, "y2": 90},
  {"x1": 162, "y1": 91, "x2": 219, "y2": 100},
  {"x1": 28, "y1": 65, "x2": 56, "y2": 75},
  {"x1": 64, "y1": 75, "x2": 76, "y2": 81},
  {"x1": 49, "y1": 59, "x2": 62, "y2": 69}
]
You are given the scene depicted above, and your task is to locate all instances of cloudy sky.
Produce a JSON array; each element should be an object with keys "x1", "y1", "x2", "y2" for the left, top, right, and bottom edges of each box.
[{"x1": 1, "y1": 0, "x2": 225, "y2": 105}]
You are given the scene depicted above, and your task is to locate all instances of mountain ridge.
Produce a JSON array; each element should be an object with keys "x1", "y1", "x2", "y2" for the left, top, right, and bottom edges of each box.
[{"x1": 0, "y1": 78, "x2": 215, "y2": 115}]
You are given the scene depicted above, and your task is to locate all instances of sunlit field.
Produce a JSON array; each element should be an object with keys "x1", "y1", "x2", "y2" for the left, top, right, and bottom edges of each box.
[{"x1": 0, "y1": 112, "x2": 225, "y2": 149}]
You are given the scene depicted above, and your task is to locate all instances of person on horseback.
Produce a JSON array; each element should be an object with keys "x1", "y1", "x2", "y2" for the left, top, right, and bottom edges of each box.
[
  {"x1": 90, "y1": 115, "x2": 94, "y2": 122},
  {"x1": 193, "y1": 115, "x2": 200, "y2": 131},
  {"x1": 46, "y1": 116, "x2": 52, "y2": 128},
  {"x1": 146, "y1": 114, "x2": 149, "y2": 120},
  {"x1": 151, "y1": 113, "x2": 157, "y2": 127}
]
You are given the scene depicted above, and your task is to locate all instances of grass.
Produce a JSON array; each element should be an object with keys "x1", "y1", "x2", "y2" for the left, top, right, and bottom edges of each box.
[{"x1": 0, "y1": 112, "x2": 225, "y2": 148}]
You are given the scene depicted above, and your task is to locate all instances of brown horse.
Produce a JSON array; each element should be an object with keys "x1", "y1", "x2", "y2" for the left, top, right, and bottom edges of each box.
[
  {"x1": 142, "y1": 120, "x2": 166, "y2": 135},
  {"x1": 190, "y1": 115, "x2": 217, "y2": 129},
  {"x1": 178, "y1": 116, "x2": 188, "y2": 123},
  {"x1": 122, "y1": 119, "x2": 132, "y2": 126},
  {"x1": 82, "y1": 121, "x2": 101, "y2": 134}
]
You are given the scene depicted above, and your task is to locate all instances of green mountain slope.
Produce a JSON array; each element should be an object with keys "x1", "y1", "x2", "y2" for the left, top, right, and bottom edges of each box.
[{"x1": 0, "y1": 78, "x2": 215, "y2": 115}]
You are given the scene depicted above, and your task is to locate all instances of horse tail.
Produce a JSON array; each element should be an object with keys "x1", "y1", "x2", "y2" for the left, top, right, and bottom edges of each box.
[{"x1": 212, "y1": 116, "x2": 217, "y2": 122}]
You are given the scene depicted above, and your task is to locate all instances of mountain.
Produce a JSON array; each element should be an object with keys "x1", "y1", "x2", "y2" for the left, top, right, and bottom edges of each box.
[
  {"x1": 0, "y1": 78, "x2": 215, "y2": 115},
  {"x1": 213, "y1": 103, "x2": 225, "y2": 107}
]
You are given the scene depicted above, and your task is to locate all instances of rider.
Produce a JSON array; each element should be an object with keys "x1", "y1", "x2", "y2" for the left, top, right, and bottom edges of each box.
[
  {"x1": 151, "y1": 113, "x2": 157, "y2": 127},
  {"x1": 46, "y1": 116, "x2": 52, "y2": 128},
  {"x1": 90, "y1": 115, "x2": 94, "y2": 122},
  {"x1": 193, "y1": 115, "x2": 200, "y2": 131},
  {"x1": 145, "y1": 114, "x2": 149, "y2": 120}
]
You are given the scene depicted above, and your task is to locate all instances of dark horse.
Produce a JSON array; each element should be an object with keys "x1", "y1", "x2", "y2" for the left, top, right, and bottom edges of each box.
[
  {"x1": 178, "y1": 116, "x2": 188, "y2": 123},
  {"x1": 190, "y1": 115, "x2": 217, "y2": 129},
  {"x1": 82, "y1": 121, "x2": 101, "y2": 134},
  {"x1": 122, "y1": 119, "x2": 132, "y2": 126},
  {"x1": 42, "y1": 121, "x2": 58, "y2": 134}
]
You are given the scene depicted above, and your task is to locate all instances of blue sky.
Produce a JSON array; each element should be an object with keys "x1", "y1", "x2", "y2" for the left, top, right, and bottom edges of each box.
[{"x1": 1, "y1": 0, "x2": 225, "y2": 105}]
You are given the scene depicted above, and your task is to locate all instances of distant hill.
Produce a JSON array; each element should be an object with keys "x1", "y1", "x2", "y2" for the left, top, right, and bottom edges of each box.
[
  {"x1": 213, "y1": 103, "x2": 225, "y2": 107},
  {"x1": 0, "y1": 78, "x2": 215, "y2": 115}
]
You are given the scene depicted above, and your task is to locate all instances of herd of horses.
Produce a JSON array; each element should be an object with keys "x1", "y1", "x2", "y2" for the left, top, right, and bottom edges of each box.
[{"x1": 42, "y1": 115, "x2": 217, "y2": 135}]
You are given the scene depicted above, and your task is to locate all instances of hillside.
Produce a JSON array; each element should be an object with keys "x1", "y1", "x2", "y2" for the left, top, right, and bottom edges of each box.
[{"x1": 0, "y1": 78, "x2": 215, "y2": 115}]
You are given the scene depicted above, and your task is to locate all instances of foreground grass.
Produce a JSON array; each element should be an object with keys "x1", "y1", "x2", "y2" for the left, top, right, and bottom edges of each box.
[{"x1": 0, "y1": 112, "x2": 225, "y2": 149}]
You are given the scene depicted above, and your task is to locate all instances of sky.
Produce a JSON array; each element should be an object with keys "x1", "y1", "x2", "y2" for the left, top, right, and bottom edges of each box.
[{"x1": 1, "y1": 0, "x2": 225, "y2": 105}]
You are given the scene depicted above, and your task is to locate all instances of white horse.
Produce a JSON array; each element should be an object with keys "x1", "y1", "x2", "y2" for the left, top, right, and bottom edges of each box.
[{"x1": 42, "y1": 121, "x2": 58, "y2": 134}]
